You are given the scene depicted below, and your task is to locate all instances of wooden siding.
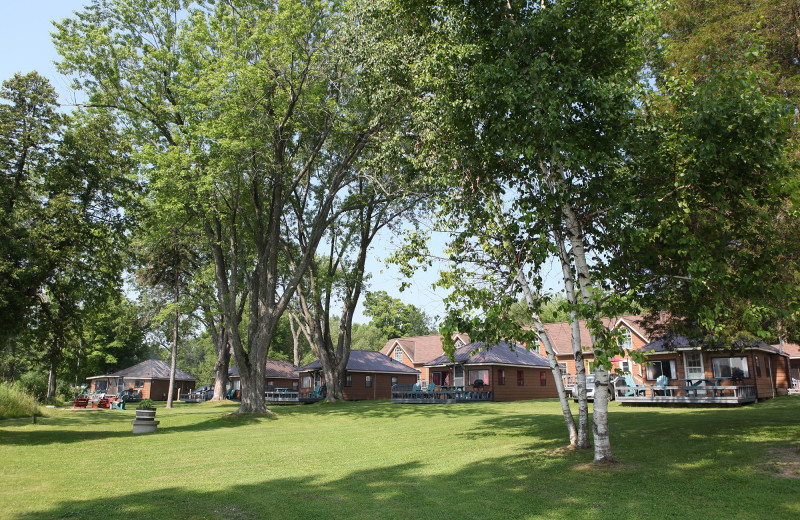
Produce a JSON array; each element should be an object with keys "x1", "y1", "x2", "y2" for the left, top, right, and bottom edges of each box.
[
  {"x1": 298, "y1": 370, "x2": 417, "y2": 400},
  {"x1": 228, "y1": 376, "x2": 298, "y2": 390}
]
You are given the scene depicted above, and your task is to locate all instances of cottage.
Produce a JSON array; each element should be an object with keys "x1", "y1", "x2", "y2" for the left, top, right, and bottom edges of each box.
[
  {"x1": 421, "y1": 341, "x2": 559, "y2": 402},
  {"x1": 379, "y1": 332, "x2": 470, "y2": 385},
  {"x1": 537, "y1": 315, "x2": 651, "y2": 387},
  {"x1": 87, "y1": 359, "x2": 197, "y2": 401},
  {"x1": 227, "y1": 359, "x2": 301, "y2": 396},
  {"x1": 298, "y1": 350, "x2": 419, "y2": 400},
  {"x1": 614, "y1": 336, "x2": 791, "y2": 404},
  {"x1": 776, "y1": 342, "x2": 800, "y2": 388}
]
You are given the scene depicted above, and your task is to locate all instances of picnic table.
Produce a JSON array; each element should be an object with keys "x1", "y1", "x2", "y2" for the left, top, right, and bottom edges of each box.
[{"x1": 679, "y1": 378, "x2": 727, "y2": 397}]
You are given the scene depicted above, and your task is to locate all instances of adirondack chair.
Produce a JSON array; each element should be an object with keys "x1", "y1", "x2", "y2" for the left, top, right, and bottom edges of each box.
[
  {"x1": 410, "y1": 383, "x2": 421, "y2": 398},
  {"x1": 109, "y1": 399, "x2": 125, "y2": 410},
  {"x1": 422, "y1": 382, "x2": 436, "y2": 398},
  {"x1": 624, "y1": 375, "x2": 646, "y2": 397},
  {"x1": 653, "y1": 375, "x2": 671, "y2": 396}
]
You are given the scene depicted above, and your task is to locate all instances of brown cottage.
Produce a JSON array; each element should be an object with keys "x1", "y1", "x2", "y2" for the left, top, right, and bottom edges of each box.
[
  {"x1": 536, "y1": 315, "x2": 651, "y2": 386},
  {"x1": 227, "y1": 359, "x2": 300, "y2": 396},
  {"x1": 379, "y1": 332, "x2": 470, "y2": 384},
  {"x1": 778, "y1": 342, "x2": 800, "y2": 384},
  {"x1": 424, "y1": 341, "x2": 559, "y2": 402},
  {"x1": 298, "y1": 350, "x2": 419, "y2": 400},
  {"x1": 630, "y1": 336, "x2": 791, "y2": 402},
  {"x1": 87, "y1": 359, "x2": 197, "y2": 401}
]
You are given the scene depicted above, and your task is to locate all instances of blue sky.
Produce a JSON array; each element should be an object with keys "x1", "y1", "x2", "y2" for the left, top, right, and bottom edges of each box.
[{"x1": 0, "y1": 0, "x2": 459, "y2": 325}]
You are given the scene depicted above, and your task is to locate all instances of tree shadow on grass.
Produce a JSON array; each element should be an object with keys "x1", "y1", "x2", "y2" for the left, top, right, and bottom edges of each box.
[
  {"x1": 0, "y1": 409, "x2": 274, "y2": 446},
  {"x1": 15, "y1": 445, "x2": 800, "y2": 520}
]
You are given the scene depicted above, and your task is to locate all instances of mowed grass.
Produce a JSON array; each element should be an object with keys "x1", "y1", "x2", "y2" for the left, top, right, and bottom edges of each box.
[{"x1": 1, "y1": 398, "x2": 799, "y2": 520}]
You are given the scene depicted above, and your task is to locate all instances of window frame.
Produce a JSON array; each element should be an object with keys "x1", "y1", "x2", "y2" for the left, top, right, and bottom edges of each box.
[
  {"x1": 365, "y1": 375, "x2": 372, "y2": 388},
  {"x1": 711, "y1": 357, "x2": 750, "y2": 379},
  {"x1": 394, "y1": 347, "x2": 403, "y2": 362},
  {"x1": 517, "y1": 370, "x2": 524, "y2": 386},
  {"x1": 645, "y1": 360, "x2": 677, "y2": 380},
  {"x1": 497, "y1": 369, "x2": 505, "y2": 385},
  {"x1": 134, "y1": 380, "x2": 145, "y2": 388},
  {"x1": 468, "y1": 369, "x2": 489, "y2": 385}
]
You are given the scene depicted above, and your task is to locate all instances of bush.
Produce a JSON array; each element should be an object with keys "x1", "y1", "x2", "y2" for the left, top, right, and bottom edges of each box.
[
  {"x1": 137, "y1": 399, "x2": 156, "y2": 410},
  {"x1": 17, "y1": 371, "x2": 48, "y2": 402},
  {"x1": 0, "y1": 382, "x2": 40, "y2": 420}
]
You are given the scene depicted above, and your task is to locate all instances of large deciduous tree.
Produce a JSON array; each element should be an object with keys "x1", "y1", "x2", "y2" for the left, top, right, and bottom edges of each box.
[{"x1": 55, "y1": 0, "x2": 414, "y2": 412}]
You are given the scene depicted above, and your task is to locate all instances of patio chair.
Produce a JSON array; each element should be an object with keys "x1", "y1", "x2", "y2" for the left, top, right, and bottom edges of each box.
[
  {"x1": 653, "y1": 375, "x2": 671, "y2": 396},
  {"x1": 410, "y1": 383, "x2": 421, "y2": 398},
  {"x1": 109, "y1": 399, "x2": 125, "y2": 410},
  {"x1": 422, "y1": 382, "x2": 436, "y2": 398},
  {"x1": 624, "y1": 375, "x2": 647, "y2": 397}
]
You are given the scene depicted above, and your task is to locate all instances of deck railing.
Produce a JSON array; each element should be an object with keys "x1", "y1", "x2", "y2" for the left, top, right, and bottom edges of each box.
[
  {"x1": 391, "y1": 384, "x2": 493, "y2": 403},
  {"x1": 613, "y1": 383, "x2": 757, "y2": 404}
]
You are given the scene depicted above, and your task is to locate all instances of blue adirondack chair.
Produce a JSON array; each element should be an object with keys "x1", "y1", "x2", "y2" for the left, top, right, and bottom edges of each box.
[
  {"x1": 654, "y1": 375, "x2": 671, "y2": 396},
  {"x1": 410, "y1": 383, "x2": 421, "y2": 398},
  {"x1": 422, "y1": 382, "x2": 436, "y2": 398},
  {"x1": 624, "y1": 374, "x2": 646, "y2": 396}
]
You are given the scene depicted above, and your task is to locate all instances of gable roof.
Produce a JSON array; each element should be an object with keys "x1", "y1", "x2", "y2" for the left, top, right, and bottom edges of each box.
[
  {"x1": 300, "y1": 350, "x2": 420, "y2": 374},
  {"x1": 228, "y1": 359, "x2": 300, "y2": 379},
  {"x1": 772, "y1": 342, "x2": 800, "y2": 359},
  {"x1": 642, "y1": 335, "x2": 788, "y2": 356},
  {"x1": 425, "y1": 341, "x2": 550, "y2": 368},
  {"x1": 89, "y1": 359, "x2": 197, "y2": 381},
  {"x1": 540, "y1": 315, "x2": 649, "y2": 356},
  {"x1": 379, "y1": 333, "x2": 470, "y2": 364}
]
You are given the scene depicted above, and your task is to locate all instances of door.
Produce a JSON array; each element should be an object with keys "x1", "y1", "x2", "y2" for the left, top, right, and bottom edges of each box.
[
  {"x1": 454, "y1": 365, "x2": 464, "y2": 387},
  {"x1": 683, "y1": 351, "x2": 706, "y2": 395}
]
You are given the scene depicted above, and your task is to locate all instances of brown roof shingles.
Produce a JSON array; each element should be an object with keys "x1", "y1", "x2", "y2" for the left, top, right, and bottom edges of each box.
[{"x1": 541, "y1": 315, "x2": 649, "y2": 357}]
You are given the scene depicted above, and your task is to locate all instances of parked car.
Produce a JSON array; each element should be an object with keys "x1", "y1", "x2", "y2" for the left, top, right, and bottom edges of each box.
[{"x1": 571, "y1": 374, "x2": 619, "y2": 402}]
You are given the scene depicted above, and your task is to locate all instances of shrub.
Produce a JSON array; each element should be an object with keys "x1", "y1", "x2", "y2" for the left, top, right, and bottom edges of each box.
[
  {"x1": 137, "y1": 399, "x2": 156, "y2": 410},
  {"x1": 0, "y1": 382, "x2": 40, "y2": 420},
  {"x1": 17, "y1": 371, "x2": 48, "y2": 402}
]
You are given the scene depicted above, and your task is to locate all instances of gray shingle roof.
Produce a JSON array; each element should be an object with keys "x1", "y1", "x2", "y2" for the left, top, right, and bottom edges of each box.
[
  {"x1": 299, "y1": 350, "x2": 420, "y2": 374},
  {"x1": 425, "y1": 341, "x2": 550, "y2": 368},
  {"x1": 106, "y1": 359, "x2": 197, "y2": 381},
  {"x1": 228, "y1": 359, "x2": 300, "y2": 379},
  {"x1": 641, "y1": 335, "x2": 784, "y2": 355}
]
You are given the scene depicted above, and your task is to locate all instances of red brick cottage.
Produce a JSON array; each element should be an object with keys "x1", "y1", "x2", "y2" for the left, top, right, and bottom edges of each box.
[{"x1": 87, "y1": 359, "x2": 197, "y2": 401}]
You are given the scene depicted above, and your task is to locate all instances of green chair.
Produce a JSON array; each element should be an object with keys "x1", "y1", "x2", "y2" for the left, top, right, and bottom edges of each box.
[
  {"x1": 110, "y1": 399, "x2": 125, "y2": 410},
  {"x1": 654, "y1": 375, "x2": 671, "y2": 396},
  {"x1": 624, "y1": 375, "x2": 646, "y2": 397}
]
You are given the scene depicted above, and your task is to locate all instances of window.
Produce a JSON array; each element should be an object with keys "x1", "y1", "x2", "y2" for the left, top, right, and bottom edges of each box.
[
  {"x1": 517, "y1": 370, "x2": 524, "y2": 386},
  {"x1": 301, "y1": 376, "x2": 312, "y2": 388},
  {"x1": 645, "y1": 360, "x2": 677, "y2": 380},
  {"x1": 540, "y1": 372, "x2": 547, "y2": 386},
  {"x1": 620, "y1": 360, "x2": 631, "y2": 373},
  {"x1": 712, "y1": 357, "x2": 749, "y2": 379},
  {"x1": 134, "y1": 380, "x2": 145, "y2": 388},
  {"x1": 95, "y1": 380, "x2": 108, "y2": 392},
  {"x1": 391, "y1": 376, "x2": 398, "y2": 386},
  {"x1": 557, "y1": 362, "x2": 568, "y2": 374},
  {"x1": 365, "y1": 375, "x2": 373, "y2": 388},
  {"x1": 394, "y1": 348, "x2": 403, "y2": 362},
  {"x1": 455, "y1": 339, "x2": 464, "y2": 348},
  {"x1": 292, "y1": 381, "x2": 299, "y2": 389},
  {"x1": 468, "y1": 369, "x2": 489, "y2": 385},
  {"x1": 345, "y1": 374, "x2": 352, "y2": 387},
  {"x1": 497, "y1": 369, "x2": 505, "y2": 385},
  {"x1": 116, "y1": 379, "x2": 125, "y2": 393},
  {"x1": 619, "y1": 327, "x2": 633, "y2": 350},
  {"x1": 755, "y1": 356, "x2": 761, "y2": 377}
]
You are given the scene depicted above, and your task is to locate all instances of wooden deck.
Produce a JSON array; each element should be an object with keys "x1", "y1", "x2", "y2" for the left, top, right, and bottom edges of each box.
[
  {"x1": 265, "y1": 389, "x2": 323, "y2": 405},
  {"x1": 391, "y1": 384, "x2": 493, "y2": 404},
  {"x1": 614, "y1": 384, "x2": 757, "y2": 405}
]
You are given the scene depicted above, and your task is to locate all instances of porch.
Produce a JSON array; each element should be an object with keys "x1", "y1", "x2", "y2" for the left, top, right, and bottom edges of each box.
[
  {"x1": 613, "y1": 383, "x2": 758, "y2": 405},
  {"x1": 265, "y1": 387, "x2": 324, "y2": 404},
  {"x1": 391, "y1": 384, "x2": 493, "y2": 404}
]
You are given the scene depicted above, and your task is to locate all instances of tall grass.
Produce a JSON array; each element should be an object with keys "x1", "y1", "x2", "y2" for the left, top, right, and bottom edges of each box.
[{"x1": 0, "y1": 381, "x2": 40, "y2": 419}]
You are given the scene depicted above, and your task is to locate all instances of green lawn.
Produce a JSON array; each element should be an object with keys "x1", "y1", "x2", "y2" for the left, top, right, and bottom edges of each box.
[{"x1": 1, "y1": 398, "x2": 798, "y2": 520}]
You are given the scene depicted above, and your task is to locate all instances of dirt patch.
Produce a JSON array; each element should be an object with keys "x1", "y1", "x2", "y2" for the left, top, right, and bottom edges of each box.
[{"x1": 759, "y1": 445, "x2": 800, "y2": 479}]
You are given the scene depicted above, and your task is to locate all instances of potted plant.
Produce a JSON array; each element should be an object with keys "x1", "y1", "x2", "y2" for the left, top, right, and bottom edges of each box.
[
  {"x1": 132, "y1": 399, "x2": 159, "y2": 434},
  {"x1": 135, "y1": 399, "x2": 157, "y2": 420}
]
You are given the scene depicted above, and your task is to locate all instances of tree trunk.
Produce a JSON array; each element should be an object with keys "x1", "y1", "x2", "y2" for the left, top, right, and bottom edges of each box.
[
  {"x1": 166, "y1": 268, "x2": 179, "y2": 409},
  {"x1": 560, "y1": 194, "x2": 615, "y2": 464},
  {"x1": 210, "y1": 323, "x2": 230, "y2": 402},
  {"x1": 517, "y1": 269, "x2": 579, "y2": 448},
  {"x1": 554, "y1": 230, "x2": 590, "y2": 449}
]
